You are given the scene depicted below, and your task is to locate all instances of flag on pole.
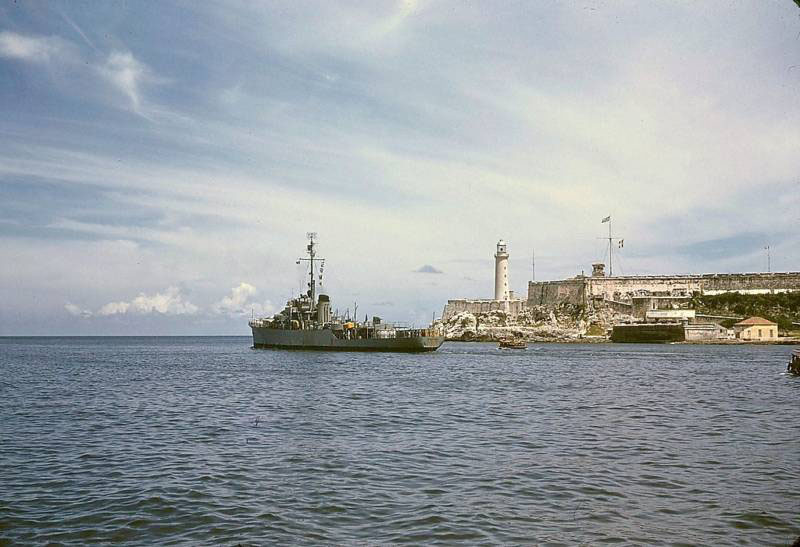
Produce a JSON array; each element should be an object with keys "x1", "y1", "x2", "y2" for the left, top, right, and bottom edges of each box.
[
  {"x1": 601, "y1": 216, "x2": 611, "y2": 223},
  {"x1": 618, "y1": 239, "x2": 624, "y2": 248}
]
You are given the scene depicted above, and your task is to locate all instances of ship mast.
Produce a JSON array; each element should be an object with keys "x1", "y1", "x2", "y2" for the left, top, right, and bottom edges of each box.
[{"x1": 296, "y1": 232, "x2": 324, "y2": 305}]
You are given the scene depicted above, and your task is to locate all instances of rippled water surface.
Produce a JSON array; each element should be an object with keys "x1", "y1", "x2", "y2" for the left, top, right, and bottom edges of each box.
[{"x1": 1, "y1": 337, "x2": 799, "y2": 545}]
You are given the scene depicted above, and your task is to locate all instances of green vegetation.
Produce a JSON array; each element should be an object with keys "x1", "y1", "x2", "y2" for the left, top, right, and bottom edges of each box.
[
  {"x1": 586, "y1": 323, "x2": 606, "y2": 336},
  {"x1": 690, "y1": 292, "x2": 800, "y2": 331}
]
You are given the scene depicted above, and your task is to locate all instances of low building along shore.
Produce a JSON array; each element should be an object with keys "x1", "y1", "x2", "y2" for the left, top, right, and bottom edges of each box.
[{"x1": 733, "y1": 317, "x2": 778, "y2": 341}]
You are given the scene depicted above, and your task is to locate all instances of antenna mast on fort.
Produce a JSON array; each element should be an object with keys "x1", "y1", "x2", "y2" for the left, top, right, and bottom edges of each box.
[{"x1": 764, "y1": 245, "x2": 771, "y2": 273}]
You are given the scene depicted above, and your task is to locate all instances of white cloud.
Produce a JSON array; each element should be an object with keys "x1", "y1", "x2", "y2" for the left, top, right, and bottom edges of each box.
[
  {"x1": 0, "y1": 31, "x2": 72, "y2": 63},
  {"x1": 97, "y1": 301, "x2": 130, "y2": 316},
  {"x1": 0, "y1": 31, "x2": 158, "y2": 115},
  {"x1": 214, "y1": 282, "x2": 256, "y2": 313},
  {"x1": 98, "y1": 287, "x2": 198, "y2": 316},
  {"x1": 214, "y1": 282, "x2": 274, "y2": 317},
  {"x1": 64, "y1": 302, "x2": 93, "y2": 318},
  {"x1": 98, "y1": 51, "x2": 150, "y2": 111},
  {"x1": 64, "y1": 283, "x2": 273, "y2": 324}
]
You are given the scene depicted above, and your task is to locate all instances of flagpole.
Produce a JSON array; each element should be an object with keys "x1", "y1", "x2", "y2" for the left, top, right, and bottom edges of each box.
[
  {"x1": 608, "y1": 218, "x2": 613, "y2": 277},
  {"x1": 599, "y1": 215, "x2": 617, "y2": 276}
]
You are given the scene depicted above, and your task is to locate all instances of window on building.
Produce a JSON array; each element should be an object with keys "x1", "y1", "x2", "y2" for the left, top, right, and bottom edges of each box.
[{"x1": 758, "y1": 328, "x2": 762, "y2": 338}]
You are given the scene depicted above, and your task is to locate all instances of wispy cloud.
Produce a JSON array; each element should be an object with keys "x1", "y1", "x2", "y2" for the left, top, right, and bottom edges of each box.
[
  {"x1": 64, "y1": 302, "x2": 93, "y2": 318},
  {"x1": 0, "y1": 30, "x2": 159, "y2": 117},
  {"x1": 98, "y1": 51, "x2": 150, "y2": 113},
  {"x1": 55, "y1": 6, "x2": 97, "y2": 50},
  {"x1": 0, "y1": 31, "x2": 73, "y2": 63}
]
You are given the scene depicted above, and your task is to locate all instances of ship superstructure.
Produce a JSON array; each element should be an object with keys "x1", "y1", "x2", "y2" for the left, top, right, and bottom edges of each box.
[{"x1": 249, "y1": 233, "x2": 444, "y2": 352}]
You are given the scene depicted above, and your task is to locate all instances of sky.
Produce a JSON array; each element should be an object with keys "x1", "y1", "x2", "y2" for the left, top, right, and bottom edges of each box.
[{"x1": 1, "y1": 1, "x2": 799, "y2": 335}]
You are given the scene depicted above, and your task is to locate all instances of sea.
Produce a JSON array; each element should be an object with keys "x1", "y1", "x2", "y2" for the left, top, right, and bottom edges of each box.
[{"x1": 1, "y1": 337, "x2": 798, "y2": 546}]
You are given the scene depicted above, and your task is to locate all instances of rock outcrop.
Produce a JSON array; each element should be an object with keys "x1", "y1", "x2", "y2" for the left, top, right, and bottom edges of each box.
[{"x1": 436, "y1": 304, "x2": 630, "y2": 342}]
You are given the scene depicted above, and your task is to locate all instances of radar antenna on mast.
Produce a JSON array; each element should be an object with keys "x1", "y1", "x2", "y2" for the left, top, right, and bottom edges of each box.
[{"x1": 297, "y1": 232, "x2": 324, "y2": 303}]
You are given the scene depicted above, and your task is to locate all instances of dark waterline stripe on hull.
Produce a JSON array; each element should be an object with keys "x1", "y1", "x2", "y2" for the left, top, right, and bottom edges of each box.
[{"x1": 252, "y1": 343, "x2": 440, "y2": 353}]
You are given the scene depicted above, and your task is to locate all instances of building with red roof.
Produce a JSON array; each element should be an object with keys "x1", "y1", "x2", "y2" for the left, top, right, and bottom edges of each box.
[{"x1": 733, "y1": 317, "x2": 778, "y2": 341}]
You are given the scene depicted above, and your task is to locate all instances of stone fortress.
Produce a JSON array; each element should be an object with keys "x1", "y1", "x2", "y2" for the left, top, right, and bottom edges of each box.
[
  {"x1": 528, "y1": 263, "x2": 800, "y2": 308},
  {"x1": 443, "y1": 241, "x2": 800, "y2": 322}
]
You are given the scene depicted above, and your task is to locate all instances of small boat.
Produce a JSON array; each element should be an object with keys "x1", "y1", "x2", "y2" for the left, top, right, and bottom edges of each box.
[
  {"x1": 499, "y1": 338, "x2": 527, "y2": 349},
  {"x1": 788, "y1": 349, "x2": 800, "y2": 376}
]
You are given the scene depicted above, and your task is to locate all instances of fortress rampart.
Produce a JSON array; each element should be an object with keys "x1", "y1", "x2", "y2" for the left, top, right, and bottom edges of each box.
[
  {"x1": 527, "y1": 272, "x2": 800, "y2": 307},
  {"x1": 441, "y1": 298, "x2": 525, "y2": 321}
]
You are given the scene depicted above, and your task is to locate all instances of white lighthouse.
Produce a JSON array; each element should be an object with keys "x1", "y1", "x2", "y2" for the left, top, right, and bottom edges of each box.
[{"x1": 494, "y1": 240, "x2": 509, "y2": 301}]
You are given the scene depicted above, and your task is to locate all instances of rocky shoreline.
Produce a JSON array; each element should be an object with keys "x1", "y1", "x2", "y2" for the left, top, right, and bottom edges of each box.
[
  {"x1": 435, "y1": 306, "x2": 800, "y2": 345},
  {"x1": 436, "y1": 305, "x2": 622, "y2": 343}
]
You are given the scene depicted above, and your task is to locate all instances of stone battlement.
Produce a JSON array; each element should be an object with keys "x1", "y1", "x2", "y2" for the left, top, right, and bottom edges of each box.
[
  {"x1": 441, "y1": 298, "x2": 526, "y2": 320},
  {"x1": 528, "y1": 272, "x2": 800, "y2": 307}
]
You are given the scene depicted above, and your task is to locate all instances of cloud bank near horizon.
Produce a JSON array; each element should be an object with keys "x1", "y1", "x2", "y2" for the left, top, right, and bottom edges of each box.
[
  {"x1": 63, "y1": 283, "x2": 273, "y2": 321},
  {"x1": 1, "y1": 1, "x2": 798, "y2": 335}
]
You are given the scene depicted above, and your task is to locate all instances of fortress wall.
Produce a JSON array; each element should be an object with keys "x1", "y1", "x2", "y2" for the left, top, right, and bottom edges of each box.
[
  {"x1": 527, "y1": 279, "x2": 585, "y2": 306},
  {"x1": 605, "y1": 299, "x2": 633, "y2": 315},
  {"x1": 591, "y1": 273, "x2": 800, "y2": 299},
  {"x1": 442, "y1": 299, "x2": 525, "y2": 320},
  {"x1": 698, "y1": 272, "x2": 800, "y2": 293},
  {"x1": 685, "y1": 323, "x2": 729, "y2": 341},
  {"x1": 527, "y1": 272, "x2": 800, "y2": 309},
  {"x1": 587, "y1": 277, "x2": 701, "y2": 301}
]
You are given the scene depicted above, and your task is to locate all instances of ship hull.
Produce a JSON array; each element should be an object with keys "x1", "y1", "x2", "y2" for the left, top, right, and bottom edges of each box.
[{"x1": 252, "y1": 327, "x2": 444, "y2": 352}]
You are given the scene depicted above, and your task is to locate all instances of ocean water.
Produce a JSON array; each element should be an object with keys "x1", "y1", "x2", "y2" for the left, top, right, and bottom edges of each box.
[{"x1": 1, "y1": 337, "x2": 798, "y2": 545}]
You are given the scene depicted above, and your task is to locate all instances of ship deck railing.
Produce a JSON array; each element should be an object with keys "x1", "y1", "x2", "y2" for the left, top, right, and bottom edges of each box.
[
  {"x1": 250, "y1": 318, "x2": 441, "y2": 338},
  {"x1": 249, "y1": 319, "x2": 272, "y2": 328}
]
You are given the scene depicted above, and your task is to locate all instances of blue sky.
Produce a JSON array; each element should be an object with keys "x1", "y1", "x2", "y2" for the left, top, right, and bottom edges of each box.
[{"x1": 1, "y1": 1, "x2": 798, "y2": 335}]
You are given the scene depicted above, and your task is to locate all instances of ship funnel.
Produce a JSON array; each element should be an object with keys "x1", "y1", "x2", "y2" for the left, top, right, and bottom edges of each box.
[{"x1": 317, "y1": 294, "x2": 331, "y2": 324}]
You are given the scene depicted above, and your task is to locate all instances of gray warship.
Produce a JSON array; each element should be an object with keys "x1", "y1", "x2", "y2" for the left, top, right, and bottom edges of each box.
[{"x1": 249, "y1": 233, "x2": 444, "y2": 352}]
